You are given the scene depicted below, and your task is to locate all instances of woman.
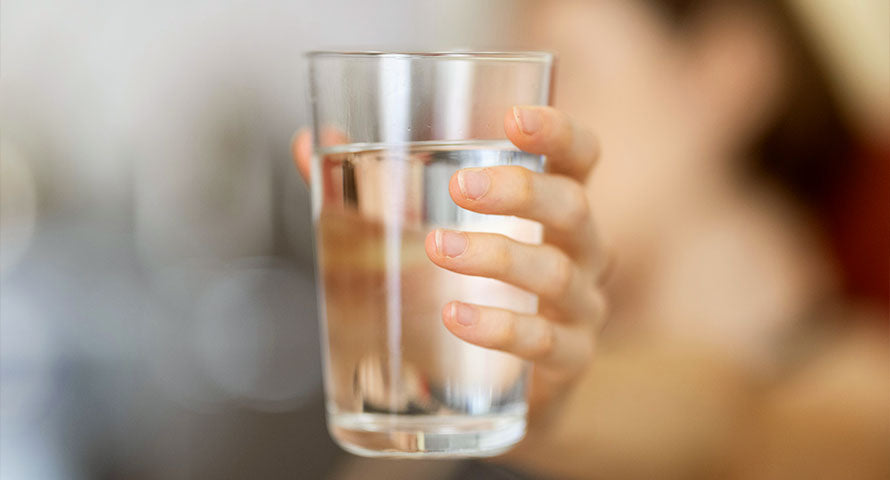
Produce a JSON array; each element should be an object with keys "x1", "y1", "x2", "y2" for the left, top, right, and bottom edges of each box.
[{"x1": 295, "y1": 0, "x2": 888, "y2": 477}]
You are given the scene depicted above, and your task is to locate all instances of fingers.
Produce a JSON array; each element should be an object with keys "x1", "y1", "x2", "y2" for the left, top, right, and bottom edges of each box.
[
  {"x1": 448, "y1": 166, "x2": 599, "y2": 257},
  {"x1": 425, "y1": 229, "x2": 604, "y2": 322},
  {"x1": 504, "y1": 106, "x2": 599, "y2": 181},
  {"x1": 291, "y1": 129, "x2": 312, "y2": 180},
  {"x1": 442, "y1": 301, "x2": 593, "y2": 373},
  {"x1": 290, "y1": 128, "x2": 350, "y2": 182}
]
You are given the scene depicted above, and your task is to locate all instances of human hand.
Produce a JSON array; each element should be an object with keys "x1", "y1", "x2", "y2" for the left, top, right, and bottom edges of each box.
[{"x1": 292, "y1": 106, "x2": 608, "y2": 420}]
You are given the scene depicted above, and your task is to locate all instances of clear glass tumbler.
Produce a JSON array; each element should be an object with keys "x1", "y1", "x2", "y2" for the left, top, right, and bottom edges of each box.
[{"x1": 307, "y1": 51, "x2": 554, "y2": 457}]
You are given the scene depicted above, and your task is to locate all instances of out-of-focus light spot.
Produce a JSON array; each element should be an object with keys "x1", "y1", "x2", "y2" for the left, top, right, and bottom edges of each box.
[
  {"x1": 0, "y1": 141, "x2": 37, "y2": 277},
  {"x1": 193, "y1": 258, "x2": 320, "y2": 412}
]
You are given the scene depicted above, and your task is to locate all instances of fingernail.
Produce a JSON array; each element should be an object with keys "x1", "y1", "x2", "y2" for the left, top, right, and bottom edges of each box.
[
  {"x1": 451, "y1": 302, "x2": 477, "y2": 326},
  {"x1": 457, "y1": 169, "x2": 490, "y2": 200},
  {"x1": 513, "y1": 106, "x2": 543, "y2": 135},
  {"x1": 435, "y1": 229, "x2": 468, "y2": 258}
]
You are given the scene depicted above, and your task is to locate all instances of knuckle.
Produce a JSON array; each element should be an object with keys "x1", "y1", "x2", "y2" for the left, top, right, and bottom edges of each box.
[
  {"x1": 512, "y1": 166, "x2": 536, "y2": 212},
  {"x1": 583, "y1": 129, "x2": 600, "y2": 167},
  {"x1": 562, "y1": 115, "x2": 598, "y2": 176},
  {"x1": 554, "y1": 113, "x2": 576, "y2": 156},
  {"x1": 528, "y1": 319, "x2": 555, "y2": 360},
  {"x1": 590, "y1": 289, "x2": 609, "y2": 330},
  {"x1": 557, "y1": 182, "x2": 590, "y2": 230},
  {"x1": 491, "y1": 313, "x2": 518, "y2": 349},
  {"x1": 541, "y1": 248, "x2": 574, "y2": 299},
  {"x1": 486, "y1": 235, "x2": 514, "y2": 277},
  {"x1": 571, "y1": 127, "x2": 598, "y2": 174}
]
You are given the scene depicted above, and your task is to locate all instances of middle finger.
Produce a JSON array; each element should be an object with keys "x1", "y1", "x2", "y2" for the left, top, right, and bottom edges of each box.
[{"x1": 424, "y1": 229, "x2": 603, "y2": 323}]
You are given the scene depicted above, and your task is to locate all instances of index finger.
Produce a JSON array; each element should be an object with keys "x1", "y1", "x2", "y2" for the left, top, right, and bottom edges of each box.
[{"x1": 504, "y1": 106, "x2": 599, "y2": 180}]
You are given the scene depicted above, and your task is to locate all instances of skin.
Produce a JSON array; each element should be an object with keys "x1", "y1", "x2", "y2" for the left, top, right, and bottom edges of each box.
[
  {"x1": 297, "y1": 2, "x2": 889, "y2": 478},
  {"x1": 293, "y1": 106, "x2": 606, "y2": 417}
]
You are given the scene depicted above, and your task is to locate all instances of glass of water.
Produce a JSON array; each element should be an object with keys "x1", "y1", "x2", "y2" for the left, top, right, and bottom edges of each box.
[{"x1": 307, "y1": 51, "x2": 554, "y2": 457}]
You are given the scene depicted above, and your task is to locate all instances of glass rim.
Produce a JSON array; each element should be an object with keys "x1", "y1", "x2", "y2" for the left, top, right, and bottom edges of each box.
[{"x1": 305, "y1": 50, "x2": 555, "y2": 63}]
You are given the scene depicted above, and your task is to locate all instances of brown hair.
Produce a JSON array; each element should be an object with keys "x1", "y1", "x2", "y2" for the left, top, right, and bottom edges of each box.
[
  {"x1": 654, "y1": 0, "x2": 856, "y2": 212},
  {"x1": 654, "y1": 0, "x2": 890, "y2": 312}
]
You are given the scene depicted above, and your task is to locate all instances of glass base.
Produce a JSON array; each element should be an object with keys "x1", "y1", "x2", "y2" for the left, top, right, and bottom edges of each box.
[{"x1": 328, "y1": 412, "x2": 526, "y2": 458}]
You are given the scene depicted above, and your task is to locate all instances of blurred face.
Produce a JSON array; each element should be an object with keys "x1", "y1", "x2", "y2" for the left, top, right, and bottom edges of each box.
[
  {"x1": 516, "y1": 0, "x2": 839, "y2": 371},
  {"x1": 524, "y1": 0, "x2": 787, "y2": 251}
]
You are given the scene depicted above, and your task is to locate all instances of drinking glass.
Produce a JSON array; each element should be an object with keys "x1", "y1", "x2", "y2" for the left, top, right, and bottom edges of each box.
[{"x1": 307, "y1": 51, "x2": 554, "y2": 457}]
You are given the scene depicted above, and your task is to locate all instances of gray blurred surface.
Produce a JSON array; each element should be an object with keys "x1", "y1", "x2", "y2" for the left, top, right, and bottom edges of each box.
[{"x1": 0, "y1": 1, "x2": 521, "y2": 478}]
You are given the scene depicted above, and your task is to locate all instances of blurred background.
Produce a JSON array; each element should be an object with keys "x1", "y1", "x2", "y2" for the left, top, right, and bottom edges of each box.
[{"x1": 1, "y1": 1, "x2": 887, "y2": 479}]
